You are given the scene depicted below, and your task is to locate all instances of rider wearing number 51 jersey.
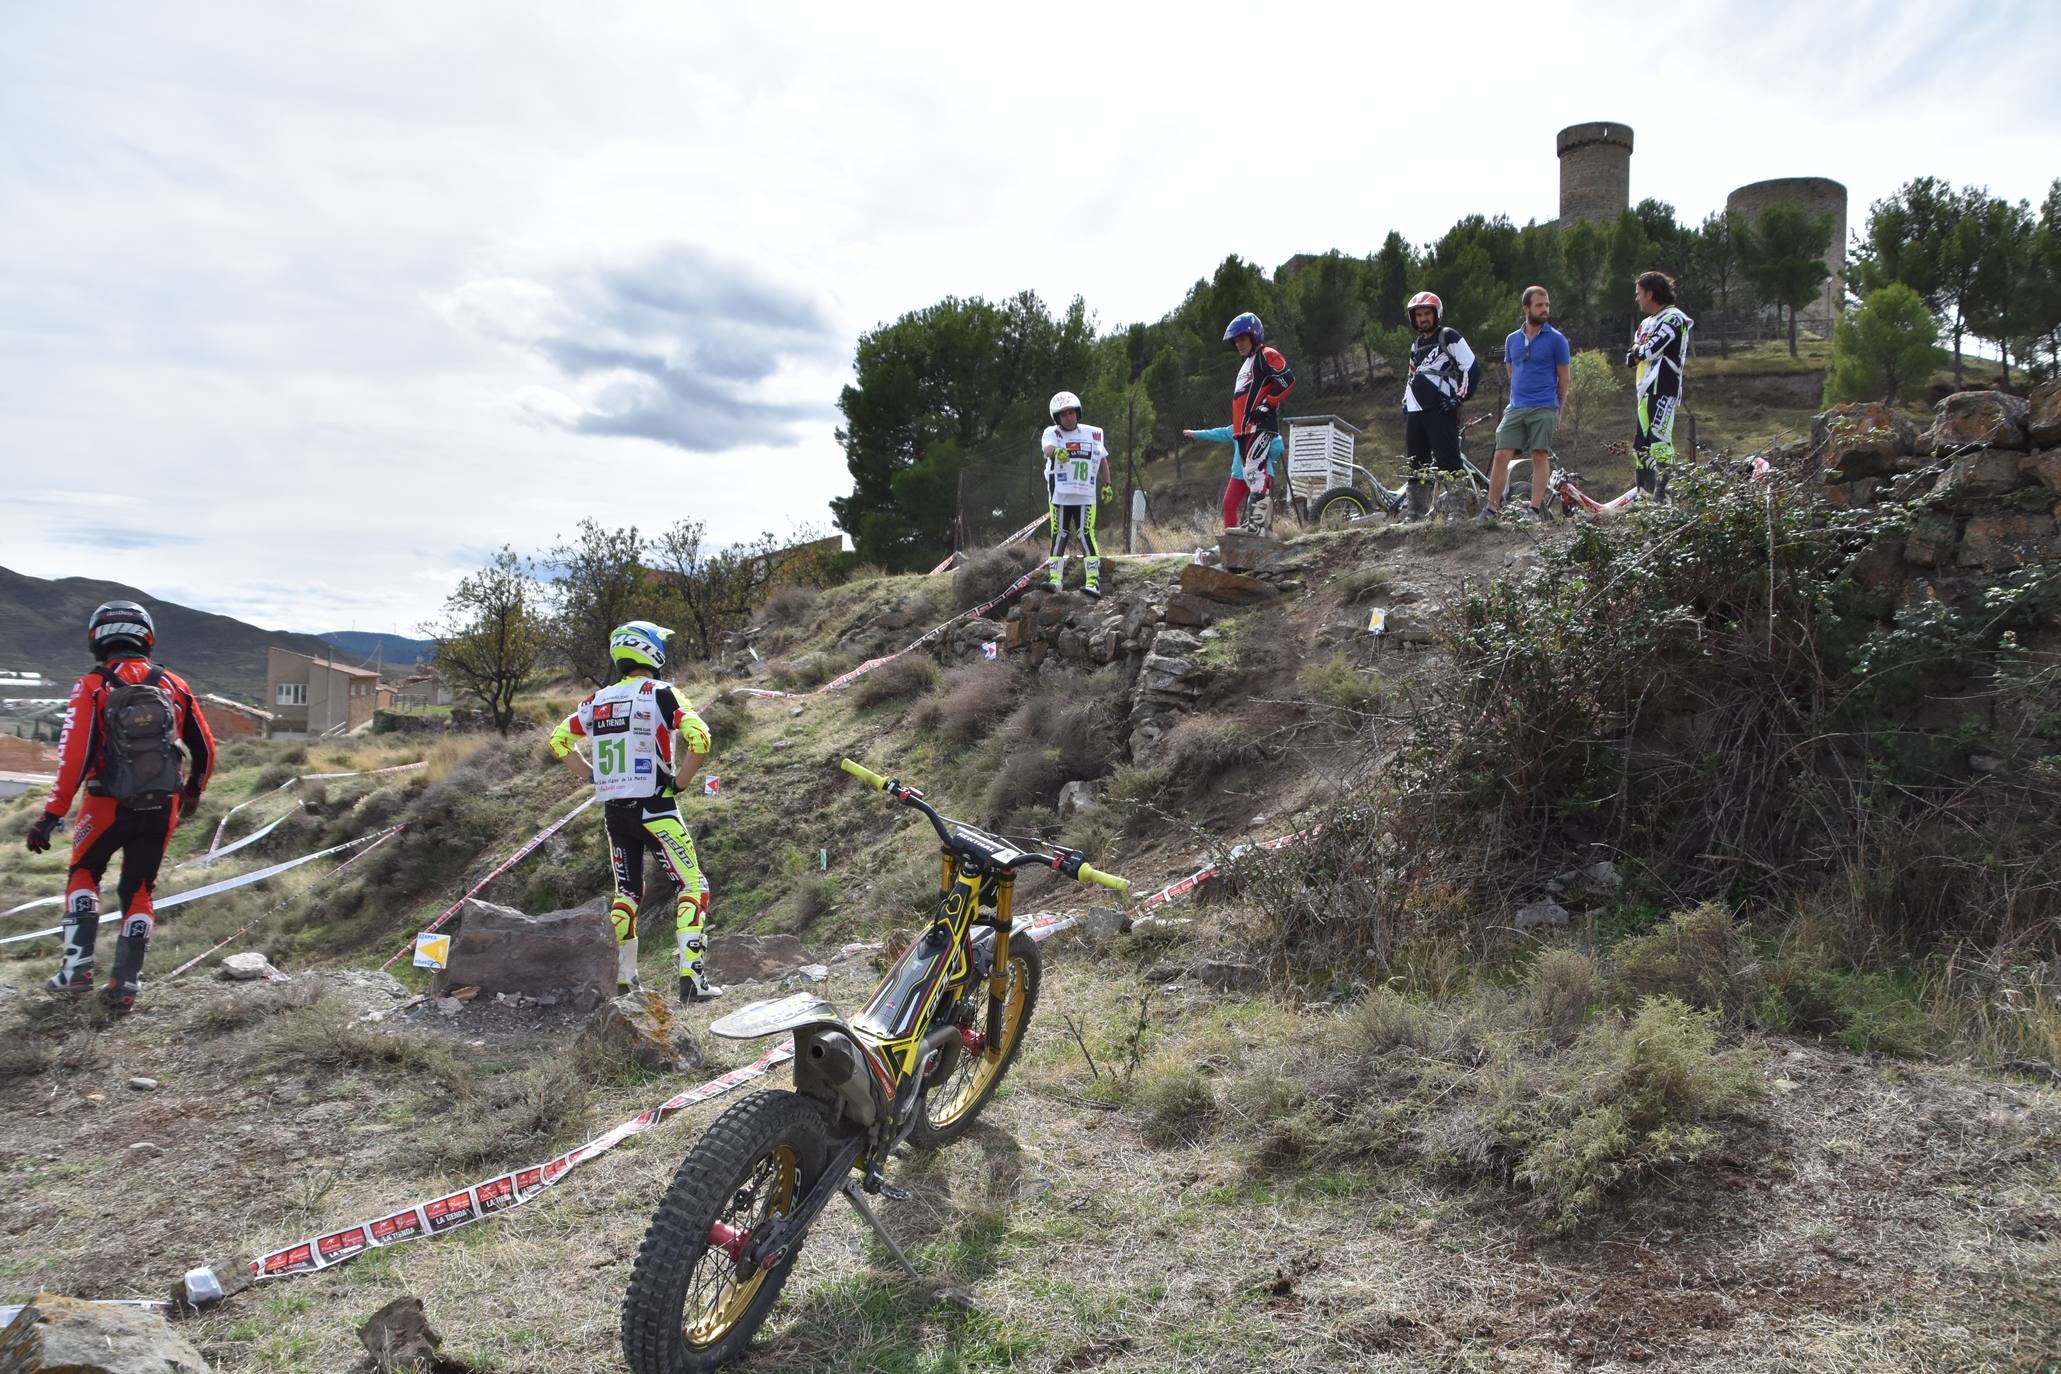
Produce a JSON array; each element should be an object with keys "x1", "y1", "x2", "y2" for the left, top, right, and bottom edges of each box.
[{"x1": 549, "y1": 621, "x2": 721, "y2": 1003}]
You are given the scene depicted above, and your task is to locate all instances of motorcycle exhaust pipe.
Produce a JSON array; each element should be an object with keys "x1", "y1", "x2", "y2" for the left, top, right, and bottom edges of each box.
[{"x1": 801, "y1": 1033, "x2": 877, "y2": 1128}]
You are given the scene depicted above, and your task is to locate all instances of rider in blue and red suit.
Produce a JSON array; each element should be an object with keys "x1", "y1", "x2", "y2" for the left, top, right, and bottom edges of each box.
[
  {"x1": 26, "y1": 601, "x2": 216, "y2": 1011},
  {"x1": 1222, "y1": 311, "x2": 1295, "y2": 531}
]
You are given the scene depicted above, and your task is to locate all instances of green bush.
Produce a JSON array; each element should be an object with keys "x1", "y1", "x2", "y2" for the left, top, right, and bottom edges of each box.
[
  {"x1": 1611, "y1": 903, "x2": 1758, "y2": 1021},
  {"x1": 1137, "y1": 1060, "x2": 1218, "y2": 1147},
  {"x1": 1514, "y1": 996, "x2": 1759, "y2": 1230}
]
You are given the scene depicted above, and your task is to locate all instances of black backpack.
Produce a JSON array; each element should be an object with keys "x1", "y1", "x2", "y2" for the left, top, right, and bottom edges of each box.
[{"x1": 93, "y1": 666, "x2": 185, "y2": 809}]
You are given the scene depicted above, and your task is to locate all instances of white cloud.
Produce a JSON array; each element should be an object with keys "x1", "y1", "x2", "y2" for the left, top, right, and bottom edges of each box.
[{"x1": 1, "y1": 0, "x2": 2057, "y2": 631}]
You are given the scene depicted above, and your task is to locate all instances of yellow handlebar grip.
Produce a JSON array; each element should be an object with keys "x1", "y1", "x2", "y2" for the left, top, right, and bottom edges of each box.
[
  {"x1": 840, "y1": 758, "x2": 889, "y2": 791},
  {"x1": 1076, "y1": 863, "x2": 1131, "y2": 896}
]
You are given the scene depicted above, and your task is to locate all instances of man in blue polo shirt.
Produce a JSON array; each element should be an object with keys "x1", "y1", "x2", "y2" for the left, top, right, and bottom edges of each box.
[{"x1": 1481, "y1": 285, "x2": 1570, "y2": 523}]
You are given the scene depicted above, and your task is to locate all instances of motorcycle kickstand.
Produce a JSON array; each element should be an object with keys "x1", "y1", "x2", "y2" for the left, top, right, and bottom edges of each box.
[
  {"x1": 840, "y1": 1178, "x2": 921, "y2": 1282},
  {"x1": 840, "y1": 1179, "x2": 982, "y2": 1312}
]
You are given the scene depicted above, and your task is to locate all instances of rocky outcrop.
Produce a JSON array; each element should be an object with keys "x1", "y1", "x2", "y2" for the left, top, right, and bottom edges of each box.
[
  {"x1": 2029, "y1": 379, "x2": 2061, "y2": 448},
  {"x1": 0, "y1": 1297, "x2": 213, "y2": 1373},
  {"x1": 1814, "y1": 402, "x2": 1919, "y2": 482},
  {"x1": 1925, "y1": 390, "x2": 2030, "y2": 454},
  {"x1": 437, "y1": 897, "x2": 615, "y2": 1005},
  {"x1": 578, "y1": 991, "x2": 706, "y2": 1075}
]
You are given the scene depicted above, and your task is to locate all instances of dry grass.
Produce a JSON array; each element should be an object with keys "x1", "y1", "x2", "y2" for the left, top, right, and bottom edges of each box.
[
  {"x1": 1298, "y1": 653, "x2": 1383, "y2": 717},
  {"x1": 849, "y1": 654, "x2": 940, "y2": 710},
  {"x1": 951, "y1": 542, "x2": 1042, "y2": 611},
  {"x1": 1612, "y1": 902, "x2": 1759, "y2": 1023},
  {"x1": 1528, "y1": 946, "x2": 1605, "y2": 1041},
  {"x1": 247, "y1": 983, "x2": 474, "y2": 1096},
  {"x1": 910, "y1": 664, "x2": 1016, "y2": 745},
  {"x1": 432, "y1": 1052, "x2": 596, "y2": 1171},
  {"x1": 761, "y1": 581, "x2": 820, "y2": 627},
  {"x1": 976, "y1": 684, "x2": 1122, "y2": 822},
  {"x1": 1154, "y1": 714, "x2": 1262, "y2": 795}
]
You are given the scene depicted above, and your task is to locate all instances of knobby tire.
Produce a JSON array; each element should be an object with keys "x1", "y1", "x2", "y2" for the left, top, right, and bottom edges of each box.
[
  {"x1": 907, "y1": 929, "x2": 1042, "y2": 1149},
  {"x1": 621, "y1": 1090, "x2": 831, "y2": 1374}
]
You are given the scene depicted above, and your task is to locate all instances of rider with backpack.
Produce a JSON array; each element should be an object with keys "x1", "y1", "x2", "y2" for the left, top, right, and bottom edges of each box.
[
  {"x1": 26, "y1": 601, "x2": 216, "y2": 1011},
  {"x1": 1400, "y1": 291, "x2": 1478, "y2": 518}
]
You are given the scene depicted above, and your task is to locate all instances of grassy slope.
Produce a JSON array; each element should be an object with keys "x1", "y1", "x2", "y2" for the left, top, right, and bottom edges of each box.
[{"x1": 2, "y1": 528, "x2": 2057, "y2": 1372}]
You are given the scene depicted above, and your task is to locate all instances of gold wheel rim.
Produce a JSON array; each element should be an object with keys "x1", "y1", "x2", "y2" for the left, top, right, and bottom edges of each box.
[
  {"x1": 925, "y1": 954, "x2": 1028, "y2": 1130},
  {"x1": 1321, "y1": 496, "x2": 1367, "y2": 529},
  {"x1": 682, "y1": 1143, "x2": 799, "y2": 1348}
]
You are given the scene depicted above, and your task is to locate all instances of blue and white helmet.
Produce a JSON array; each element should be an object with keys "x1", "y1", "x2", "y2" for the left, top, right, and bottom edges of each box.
[
  {"x1": 609, "y1": 621, "x2": 671, "y2": 673},
  {"x1": 1222, "y1": 312, "x2": 1265, "y2": 344}
]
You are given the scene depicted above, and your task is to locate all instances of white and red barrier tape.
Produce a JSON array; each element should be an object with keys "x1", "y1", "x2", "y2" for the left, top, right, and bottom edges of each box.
[
  {"x1": 179, "y1": 808, "x2": 299, "y2": 870},
  {"x1": 208, "y1": 761, "x2": 426, "y2": 855},
  {"x1": 734, "y1": 564, "x2": 1046, "y2": 703},
  {"x1": 242, "y1": 1040, "x2": 797, "y2": 1283},
  {"x1": 0, "y1": 828, "x2": 406, "y2": 947},
  {"x1": 377, "y1": 795, "x2": 598, "y2": 972},
  {"x1": 167, "y1": 827, "x2": 404, "y2": 981},
  {"x1": 230, "y1": 821, "x2": 1320, "y2": 1291}
]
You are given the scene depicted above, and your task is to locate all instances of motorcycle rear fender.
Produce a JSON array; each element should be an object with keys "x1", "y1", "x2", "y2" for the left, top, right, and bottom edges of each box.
[{"x1": 709, "y1": 991, "x2": 847, "y2": 1042}]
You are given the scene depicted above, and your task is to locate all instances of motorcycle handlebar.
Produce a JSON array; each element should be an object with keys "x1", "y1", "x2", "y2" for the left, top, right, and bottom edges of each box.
[
  {"x1": 841, "y1": 759, "x2": 1132, "y2": 896},
  {"x1": 1075, "y1": 862, "x2": 1131, "y2": 896},
  {"x1": 839, "y1": 758, "x2": 889, "y2": 791}
]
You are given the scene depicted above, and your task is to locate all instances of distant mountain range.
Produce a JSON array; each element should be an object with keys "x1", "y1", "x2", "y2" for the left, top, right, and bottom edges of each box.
[
  {"x1": 317, "y1": 631, "x2": 436, "y2": 668},
  {"x1": 0, "y1": 566, "x2": 427, "y2": 701}
]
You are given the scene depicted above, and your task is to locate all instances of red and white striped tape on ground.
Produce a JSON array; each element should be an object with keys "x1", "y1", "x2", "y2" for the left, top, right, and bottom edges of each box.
[
  {"x1": 208, "y1": 761, "x2": 426, "y2": 855},
  {"x1": 0, "y1": 828, "x2": 407, "y2": 947},
  {"x1": 230, "y1": 821, "x2": 1319, "y2": 1291},
  {"x1": 377, "y1": 795, "x2": 598, "y2": 972},
  {"x1": 241, "y1": 1040, "x2": 798, "y2": 1284}
]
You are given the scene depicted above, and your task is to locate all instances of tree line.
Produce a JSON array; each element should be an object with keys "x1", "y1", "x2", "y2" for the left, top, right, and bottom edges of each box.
[
  {"x1": 421, "y1": 520, "x2": 837, "y2": 732},
  {"x1": 1834, "y1": 177, "x2": 2061, "y2": 400}
]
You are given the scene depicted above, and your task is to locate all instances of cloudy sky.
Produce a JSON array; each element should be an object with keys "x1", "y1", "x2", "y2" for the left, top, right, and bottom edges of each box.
[{"x1": 3, "y1": 1, "x2": 2056, "y2": 635}]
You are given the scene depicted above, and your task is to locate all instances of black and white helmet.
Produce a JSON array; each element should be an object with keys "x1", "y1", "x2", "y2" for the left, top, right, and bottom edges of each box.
[
  {"x1": 1049, "y1": 391, "x2": 1083, "y2": 424},
  {"x1": 87, "y1": 600, "x2": 155, "y2": 659}
]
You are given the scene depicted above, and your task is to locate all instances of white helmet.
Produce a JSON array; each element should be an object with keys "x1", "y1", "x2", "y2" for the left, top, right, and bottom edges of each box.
[{"x1": 1049, "y1": 391, "x2": 1082, "y2": 424}]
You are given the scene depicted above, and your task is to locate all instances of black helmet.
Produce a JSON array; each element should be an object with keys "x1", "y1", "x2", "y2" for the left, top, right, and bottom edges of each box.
[{"x1": 87, "y1": 601, "x2": 155, "y2": 660}]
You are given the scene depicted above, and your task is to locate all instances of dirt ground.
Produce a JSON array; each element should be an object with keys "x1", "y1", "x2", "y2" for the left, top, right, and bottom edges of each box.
[{"x1": 2, "y1": 942, "x2": 2055, "y2": 1374}]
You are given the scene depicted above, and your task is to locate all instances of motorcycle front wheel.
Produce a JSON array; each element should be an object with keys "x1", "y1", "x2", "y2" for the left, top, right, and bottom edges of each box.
[{"x1": 621, "y1": 1090, "x2": 830, "y2": 1373}]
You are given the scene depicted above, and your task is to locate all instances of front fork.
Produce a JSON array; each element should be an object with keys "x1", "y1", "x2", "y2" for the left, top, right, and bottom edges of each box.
[{"x1": 983, "y1": 872, "x2": 1014, "y2": 1057}]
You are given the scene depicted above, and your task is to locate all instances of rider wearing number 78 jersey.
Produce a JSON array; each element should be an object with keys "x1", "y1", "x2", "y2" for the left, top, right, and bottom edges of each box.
[
  {"x1": 1041, "y1": 390, "x2": 1113, "y2": 597},
  {"x1": 549, "y1": 621, "x2": 721, "y2": 1003}
]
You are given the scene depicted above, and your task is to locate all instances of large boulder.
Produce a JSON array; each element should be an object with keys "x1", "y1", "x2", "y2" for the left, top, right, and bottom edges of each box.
[
  {"x1": 2028, "y1": 380, "x2": 2061, "y2": 448},
  {"x1": 0, "y1": 1297, "x2": 212, "y2": 1373},
  {"x1": 704, "y1": 932, "x2": 808, "y2": 985},
  {"x1": 437, "y1": 896, "x2": 614, "y2": 1005},
  {"x1": 1178, "y1": 563, "x2": 1277, "y2": 606},
  {"x1": 1216, "y1": 530, "x2": 1288, "y2": 572},
  {"x1": 1928, "y1": 390, "x2": 2030, "y2": 454},
  {"x1": 1957, "y1": 513, "x2": 2060, "y2": 572},
  {"x1": 1927, "y1": 451, "x2": 2027, "y2": 512},
  {"x1": 1813, "y1": 402, "x2": 1917, "y2": 482}
]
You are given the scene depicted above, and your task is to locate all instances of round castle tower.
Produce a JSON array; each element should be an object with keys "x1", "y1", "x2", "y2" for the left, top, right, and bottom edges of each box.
[{"x1": 1556, "y1": 122, "x2": 1634, "y2": 226}]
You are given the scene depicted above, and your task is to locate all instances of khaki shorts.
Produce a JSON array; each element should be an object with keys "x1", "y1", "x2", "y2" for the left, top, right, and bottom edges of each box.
[{"x1": 1496, "y1": 406, "x2": 1560, "y2": 454}]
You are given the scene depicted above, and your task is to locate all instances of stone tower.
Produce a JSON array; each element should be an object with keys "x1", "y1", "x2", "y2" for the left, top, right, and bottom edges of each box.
[
  {"x1": 1556, "y1": 122, "x2": 1634, "y2": 226},
  {"x1": 1726, "y1": 177, "x2": 1849, "y2": 331}
]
